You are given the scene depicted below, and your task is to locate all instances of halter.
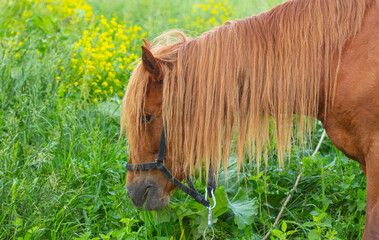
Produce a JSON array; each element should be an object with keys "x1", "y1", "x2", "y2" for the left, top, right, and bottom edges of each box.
[{"x1": 125, "y1": 128, "x2": 216, "y2": 208}]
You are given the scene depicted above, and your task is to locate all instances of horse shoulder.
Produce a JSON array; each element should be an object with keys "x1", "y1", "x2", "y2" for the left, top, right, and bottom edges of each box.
[{"x1": 322, "y1": 2, "x2": 379, "y2": 164}]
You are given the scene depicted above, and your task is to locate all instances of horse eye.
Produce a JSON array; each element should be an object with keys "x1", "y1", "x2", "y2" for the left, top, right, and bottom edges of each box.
[{"x1": 143, "y1": 114, "x2": 153, "y2": 124}]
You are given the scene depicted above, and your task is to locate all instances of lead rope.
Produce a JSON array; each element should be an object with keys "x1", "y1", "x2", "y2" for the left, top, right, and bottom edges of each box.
[
  {"x1": 203, "y1": 188, "x2": 216, "y2": 240},
  {"x1": 262, "y1": 129, "x2": 326, "y2": 240}
]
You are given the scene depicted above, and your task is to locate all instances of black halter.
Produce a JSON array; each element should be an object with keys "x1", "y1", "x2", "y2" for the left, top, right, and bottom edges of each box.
[{"x1": 125, "y1": 128, "x2": 215, "y2": 208}]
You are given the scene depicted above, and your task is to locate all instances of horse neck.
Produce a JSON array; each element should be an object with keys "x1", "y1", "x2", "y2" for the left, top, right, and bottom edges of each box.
[{"x1": 164, "y1": 0, "x2": 367, "y2": 174}]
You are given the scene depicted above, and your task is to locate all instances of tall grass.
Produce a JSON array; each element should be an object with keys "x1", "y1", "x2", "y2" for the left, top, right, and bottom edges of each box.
[
  {"x1": 0, "y1": 0, "x2": 366, "y2": 239},
  {"x1": 87, "y1": 0, "x2": 286, "y2": 37}
]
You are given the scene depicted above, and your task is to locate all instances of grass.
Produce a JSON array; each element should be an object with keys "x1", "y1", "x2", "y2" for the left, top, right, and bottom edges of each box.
[
  {"x1": 0, "y1": 0, "x2": 366, "y2": 239},
  {"x1": 87, "y1": 0, "x2": 283, "y2": 36}
]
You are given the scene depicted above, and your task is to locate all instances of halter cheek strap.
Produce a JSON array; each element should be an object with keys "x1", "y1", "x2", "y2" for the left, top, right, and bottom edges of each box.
[{"x1": 125, "y1": 128, "x2": 215, "y2": 208}]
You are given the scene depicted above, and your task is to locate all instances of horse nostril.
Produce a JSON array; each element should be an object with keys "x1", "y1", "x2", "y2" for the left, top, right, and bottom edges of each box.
[
  {"x1": 143, "y1": 186, "x2": 151, "y2": 200},
  {"x1": 126, "y1": 183, "x2": 151, "y2": 206}
]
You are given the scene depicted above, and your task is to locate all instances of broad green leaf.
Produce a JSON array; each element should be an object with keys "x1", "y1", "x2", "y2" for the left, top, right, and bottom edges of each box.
[
  {"x1": 310, "y1": 210, "x2": 319, "y2": 216},
  {"x1": 308, "y1": 229, "x2": 321, "y2": 240},
  {"x1": 271, "y1": 229, "x2": 282, "y2": 238},
  {"x1": 24, "y1": 233, "x2": 31, "y2": 240},
  {"x1": 226, "y1": 188, "x2": 258, "y2": 229},
  {"x1": 12, "y1": 217, "x2": 22, "y2": 228},
  {"x1": 287, "y1": 230, "x2": 298, "y2": 235},
  {"x1": 303, "y1": 222, "x2": 315, "y2": 227},
  {"x1": 281, "y1": 221, "x2": 287, "y2": 232},
  {"x1": 213, "y1": 186, "x2": 230, "y2": 217},
  {"x1": 113, "y1": 230, "x2": 123, "y2": 239}
]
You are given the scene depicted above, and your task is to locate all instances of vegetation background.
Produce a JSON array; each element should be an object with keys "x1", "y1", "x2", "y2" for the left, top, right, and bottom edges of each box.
[{"x1": 0, "y1": 0, "x2": 366, "y2": 239}]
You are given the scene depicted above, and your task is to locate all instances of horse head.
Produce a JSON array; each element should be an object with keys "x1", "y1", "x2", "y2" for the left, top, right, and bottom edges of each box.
[{"x1": 122, "y1": 39, "x2": 184, "y2": 211}]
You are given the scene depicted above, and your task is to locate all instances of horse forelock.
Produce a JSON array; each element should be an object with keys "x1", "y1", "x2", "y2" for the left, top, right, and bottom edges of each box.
[{"x1": 122, "y1": 0, "x2": 367, "y2": 179}]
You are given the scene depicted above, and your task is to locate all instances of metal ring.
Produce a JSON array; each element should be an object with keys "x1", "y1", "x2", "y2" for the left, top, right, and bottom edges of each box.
[{"x1": 203, "y1": 225, "x2": 215, "y2": 240}]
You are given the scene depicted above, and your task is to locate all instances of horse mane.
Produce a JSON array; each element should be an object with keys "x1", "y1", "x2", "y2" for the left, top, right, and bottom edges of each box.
[{"x1": 122, "y1": 0, "x2": 367, "y2": 178}]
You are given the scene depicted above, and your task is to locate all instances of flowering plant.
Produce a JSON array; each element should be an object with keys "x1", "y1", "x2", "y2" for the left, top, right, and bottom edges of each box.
[{"x1": 67, "y1": 15, "x2": 146, "y2": 102}]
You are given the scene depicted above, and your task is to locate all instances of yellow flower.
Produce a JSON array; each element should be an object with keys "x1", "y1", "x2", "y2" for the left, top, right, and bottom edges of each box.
[
  {"x1": 210, "y1": 9, "x2": 218, "y2": 15},
  {"x1": 114, "y1": 79, "x2": 121, "y2": 86},
  {"x1": 108, "y1": 71, "x2": 115, "y2": 78},
  {"x1": 67, "y1": 11, "x2": 146, "y2": 101},
  {"x1": 57, "y1": 59, "x2": 62, "y2": 63}
]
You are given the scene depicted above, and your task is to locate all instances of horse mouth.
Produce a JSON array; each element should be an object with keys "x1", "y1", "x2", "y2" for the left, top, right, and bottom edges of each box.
[
  {"x1": 128, "y1": 187, "x2": 149, "y2": 208},
  {"x1": 126, "y1": 182, "x2": 169, "y2": 211}
]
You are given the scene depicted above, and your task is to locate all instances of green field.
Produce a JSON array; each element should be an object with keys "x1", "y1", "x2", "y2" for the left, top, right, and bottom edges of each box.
[{"x1": 0, "y1": 0, "x2": 366, "y2": 239}]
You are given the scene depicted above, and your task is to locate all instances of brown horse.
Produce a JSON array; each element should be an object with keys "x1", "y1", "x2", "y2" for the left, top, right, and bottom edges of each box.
[{"x1": 121, "y1": 0, "x2": 379, "y2": 238}]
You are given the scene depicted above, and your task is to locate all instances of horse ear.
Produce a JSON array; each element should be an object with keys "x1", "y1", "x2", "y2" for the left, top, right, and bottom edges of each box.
[
  {"x1": 142, "y1": 38, "x2": 153, "y2": 50},
  {"x1": 141, "y1": 45, "x2": 162, "y2": 81}
]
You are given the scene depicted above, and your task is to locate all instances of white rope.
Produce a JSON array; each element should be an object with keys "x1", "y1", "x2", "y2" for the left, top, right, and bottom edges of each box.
[
  {"x1": 262, "y1": 129, "x2": 326, "y2": 240},
  {"x1": 312, "y1": 130, "x2": 326, "y2": 157}
]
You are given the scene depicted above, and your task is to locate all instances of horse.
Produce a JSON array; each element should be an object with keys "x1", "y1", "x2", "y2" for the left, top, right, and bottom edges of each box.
[{"x1": 121, "y1": 0, "x2": 379, "y2": 238}]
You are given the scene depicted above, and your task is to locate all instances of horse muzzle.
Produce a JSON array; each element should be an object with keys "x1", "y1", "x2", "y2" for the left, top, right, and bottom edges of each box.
[{"x1": 126, "y1": 179, "x2": 170, "y2": 211}]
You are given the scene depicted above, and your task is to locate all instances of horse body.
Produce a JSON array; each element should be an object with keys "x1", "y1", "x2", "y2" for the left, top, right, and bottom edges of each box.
[
  {"x1": 320, "y1": 3, "x2": 379, "y2": 238},
  {"x1": 122, "y1": 0, "x2": 379, "y2": 238}
]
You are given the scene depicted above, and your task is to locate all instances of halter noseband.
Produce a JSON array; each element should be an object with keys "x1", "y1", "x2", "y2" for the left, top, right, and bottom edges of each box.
[{"x1": 125, "y1": 128, "x2": 215, "y2": 208}]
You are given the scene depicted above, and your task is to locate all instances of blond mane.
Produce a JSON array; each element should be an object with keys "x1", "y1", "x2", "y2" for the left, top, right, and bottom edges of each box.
[{"x1": 122, "y1": 0, "x2": 367, "y2": 177}]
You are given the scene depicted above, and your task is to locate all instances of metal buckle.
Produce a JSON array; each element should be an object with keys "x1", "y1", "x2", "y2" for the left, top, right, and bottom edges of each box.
[
  {"x1": 155, "y1": 158, "x2": 164, "y2": 170},
  {"x1": 203, "y1": 188, "x2": 216, "y2": 240}
]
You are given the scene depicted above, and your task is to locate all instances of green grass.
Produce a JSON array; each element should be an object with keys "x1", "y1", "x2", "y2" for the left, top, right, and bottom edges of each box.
[
  {"x1": 0, "y1": 0, "x2": 366, "y2": 239},
  {"x1": 87, "y1": 0, "x2": 284, "y2": 36}
]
